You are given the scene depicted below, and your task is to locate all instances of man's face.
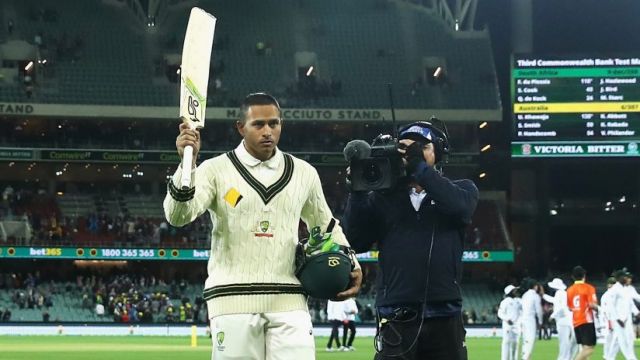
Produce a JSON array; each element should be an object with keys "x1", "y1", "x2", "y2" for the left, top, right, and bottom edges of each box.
[
  {"x1": 236, "y1": 104, "x2": 282, "y2": 161},
  {"x1": 398, "y1": 139, "x2": 436, "y2": 167}
]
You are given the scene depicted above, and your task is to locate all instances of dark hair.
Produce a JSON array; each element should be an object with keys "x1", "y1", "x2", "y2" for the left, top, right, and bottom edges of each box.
[
  {"x1": 572, "y1": 266, "x2": 586, "y2": 280},
  {"x1": 239, "y1": 92, "x2": 281, "y2": 122}
]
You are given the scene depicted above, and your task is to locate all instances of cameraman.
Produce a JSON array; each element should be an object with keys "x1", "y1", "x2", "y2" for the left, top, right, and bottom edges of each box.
[{"x1": 343, "y1": 122, "x2": 478, "y2": 360}]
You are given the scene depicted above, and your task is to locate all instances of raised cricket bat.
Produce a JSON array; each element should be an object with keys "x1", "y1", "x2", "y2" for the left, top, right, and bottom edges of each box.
[{"x1": 179, "y1": 7, "x2": 217, "y2": 189}]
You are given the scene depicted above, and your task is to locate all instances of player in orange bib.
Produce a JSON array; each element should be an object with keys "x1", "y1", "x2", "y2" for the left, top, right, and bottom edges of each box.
[{"x1": 566, "y1": 266, "x2": 598, "y2": 360}]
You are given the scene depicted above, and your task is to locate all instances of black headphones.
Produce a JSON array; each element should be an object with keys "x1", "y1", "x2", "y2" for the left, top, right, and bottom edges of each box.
[{"x1": 398, "y1": 120, "x2": 450, "y2": 164}]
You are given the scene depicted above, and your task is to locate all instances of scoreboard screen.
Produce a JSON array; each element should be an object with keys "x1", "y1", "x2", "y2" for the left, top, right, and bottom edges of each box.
[{"x1": 511, "y1": 55, "x2": 640, "y2": 157}]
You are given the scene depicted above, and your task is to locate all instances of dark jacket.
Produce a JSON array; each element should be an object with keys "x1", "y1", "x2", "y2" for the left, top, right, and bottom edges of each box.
[{"x1": 343, "y1": 162, "x2": 478, "y2": 307}]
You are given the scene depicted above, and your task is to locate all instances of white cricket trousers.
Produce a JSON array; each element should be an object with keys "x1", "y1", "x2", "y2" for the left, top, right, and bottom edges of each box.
[
  {"x1": 209, "y1": 310, "x2": 315, "y2": 360},
  {"x1": 603, "y1": 322, "x2": 620, "y2": 360},
  {"x1": 521, "y1": 318, "x2": 537, "y2": 360},
  {"x1": 607, "y1": 321, "x2": 637, "y2": 360},
  {"x1": 556, "y1": 325, "x2": 578, "y2": 360},
  {"x1": 501, "y1": 327, "x2": 518, "y2": 360}
]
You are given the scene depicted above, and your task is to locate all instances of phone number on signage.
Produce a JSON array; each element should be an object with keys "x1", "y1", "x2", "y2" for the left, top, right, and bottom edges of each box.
[{"x1": 100, "y1": 249, "x2": 155, "y2": 258}]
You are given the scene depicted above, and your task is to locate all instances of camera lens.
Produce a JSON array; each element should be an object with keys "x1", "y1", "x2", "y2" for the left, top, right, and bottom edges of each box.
[{"x1": 363, "y1": 162, "x2": 381, "y2": 183}]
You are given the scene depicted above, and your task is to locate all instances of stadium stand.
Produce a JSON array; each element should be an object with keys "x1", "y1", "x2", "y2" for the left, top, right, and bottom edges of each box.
[
  {"x1": 0, "y1": 116, "x2": 481, "y2": 155},
  {"x1": 0, "y1": 270, "x2": 510, "y2": 325},
  {"x1": 1, "y1": 0, "x2": 498, "y2": 109},
  {"x1": 466, "y1": 199, "x2": 511, "y2": 250},
  {"x1": 0, "y1": 272, "x2": 207, "y2": 323}
]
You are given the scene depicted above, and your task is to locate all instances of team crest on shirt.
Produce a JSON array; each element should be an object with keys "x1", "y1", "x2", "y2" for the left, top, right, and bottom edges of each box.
[
  {"x1": 253, "y1": 220, "x2": 273, "y2": 238},
  {"x1": 216, "y1": 331, "x2": 225, "y2": 351}
]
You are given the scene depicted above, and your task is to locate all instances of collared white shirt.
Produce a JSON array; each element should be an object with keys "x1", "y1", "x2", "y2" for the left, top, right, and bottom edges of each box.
[
  {"x1": 343, "y1": 298, "x2": 358, "y2": 321},
  {"x1": 624, "y1": 284, "x2": 640, "y2": 316},
  {"x1": 409, "y1": 187, "x2": 426, "y2": 211},
  {"x1": 601, "y1": 288, "x2": 614, "y2": 322},
  {"x1": 521, "y1": 289, "x2": 543, "y2": 324},
  {"x1": 498, "y1": 297, "x2": 522, "y2": 330},
  {"x1": 327, "y1": 300, "x2": 346, "y2": 321},
  {"x1": 234, "y1": 140, "x2": 282, "y2": 185},
  {"x1": 550, "y1": 288, "x2": 573, "y2": 327},
  {"x1": 609, "y1": 282, "x2": 636, "y2": 322}
]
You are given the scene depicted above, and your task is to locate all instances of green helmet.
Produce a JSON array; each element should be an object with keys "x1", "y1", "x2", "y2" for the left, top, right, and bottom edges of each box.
[
  {"x1": 295, "y1": 250, "x2": 352, "y2": 299},
  {"x1": 295, "y1": 219, "x2": 354, "y2": 299}
]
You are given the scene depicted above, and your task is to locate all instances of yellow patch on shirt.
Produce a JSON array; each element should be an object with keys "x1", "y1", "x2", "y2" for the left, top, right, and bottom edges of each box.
[{"x1": 223, "y1": 188, "x2": 243, "y2": 207}]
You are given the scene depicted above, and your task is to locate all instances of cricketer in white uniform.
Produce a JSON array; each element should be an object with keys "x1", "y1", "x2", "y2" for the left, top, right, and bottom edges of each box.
[
  {"x1": 326, "y1": 300, "x2": 346, "y2": 351},
  {"x1": 498, "y1": 285, "x2": 521, "y2": 360},
  {"x1": 165, "y1": 93, "x2": 362, "y2": 360},
  {"x1": 607, "y1": 271, "x2": 638, "y2": 360},
  {"x1": 624, "y1": 275, "x2": 640, "y2": 349},
  {"x1": 342, "y1": 298, "x2": 358, "y2": 351},
  {"x1": 601, "y1": 277, "x2": 619, "y2": 360},
  {"x1": 547, "y1": 278, "x2": 578, "y2": 360},
  {"x1": 521, "y1": 282, "x2": 543, "y2": 360}
]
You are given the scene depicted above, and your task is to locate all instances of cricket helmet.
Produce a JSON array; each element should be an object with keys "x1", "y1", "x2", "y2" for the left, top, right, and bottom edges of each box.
[{"x1": 295, "y1": 250, "x2": 352, "y2": 299}]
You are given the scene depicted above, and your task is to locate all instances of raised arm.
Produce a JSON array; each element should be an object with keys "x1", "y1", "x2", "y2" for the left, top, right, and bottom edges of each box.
[{"x1": 163, "y1": 121, "x2": 216, "y2": 227}]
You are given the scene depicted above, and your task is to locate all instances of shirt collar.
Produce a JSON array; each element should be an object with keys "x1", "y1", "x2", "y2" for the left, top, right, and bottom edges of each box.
[
  {"x1": 234, "y1": 140, "x2": 281, "y2": 169},
  {"x1": 409, "y1": 187, "x2": 426, "y2": 196}
]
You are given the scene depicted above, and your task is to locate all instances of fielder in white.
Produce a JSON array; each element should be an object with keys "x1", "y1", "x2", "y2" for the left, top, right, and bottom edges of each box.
[
  {"x1": 601, "y1": 277, "x2": 619, "y2": 360},
  {"x1": 521, "y1": 280, "x2": 543, "y2": 360},
  {"x1": 498, "y1": 285, "x2": 521, "y2": 360},
  {"x1": 342, "y1": 298, "x2": 358, "y2": 351},
  {"x1": 547, "y1": 278, "x2": 578, "y2": 360},
  {"x1": 607, "y1": 270, "x2": 638, "y2": 360},
  {"x1": 326, "y1": 300, "x2": 345, "y2": 351},
  {"x1": 624, "y1": 273, "x2": 640, "y2": 354},
  {"x1": 165, "y1": 93, "x2": 362, "y2": 360}
]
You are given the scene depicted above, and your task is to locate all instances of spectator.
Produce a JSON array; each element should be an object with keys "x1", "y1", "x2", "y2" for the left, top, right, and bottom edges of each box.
[
  {"x1": 1, "y1": 308, "x2": 11, "y2": 322},
  {"x1": 121, "y1": 310, "x2": 130, "y2": 323},
  {"x1": 96, "y1": 302, "x2": 105, "y2": 316},
  {"x1": 255, "y1": 41, "x2": 265, "y2": 55},
  {"x1": 34, "y1": 32, "x2": 43, "y2": 47}
]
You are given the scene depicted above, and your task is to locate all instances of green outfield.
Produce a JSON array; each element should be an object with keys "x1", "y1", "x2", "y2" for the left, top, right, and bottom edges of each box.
[{"x1": 0, "y1": 335, "x2": 631, "y2": 359}]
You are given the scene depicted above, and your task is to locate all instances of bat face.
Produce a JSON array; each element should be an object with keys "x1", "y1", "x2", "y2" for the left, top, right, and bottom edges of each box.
[
  {"x1": 180, "y1": 8, "x2": 217, "y2": 130},
  {"x1": 184, "y1": 77, "x2": 206, "y2": 125}
]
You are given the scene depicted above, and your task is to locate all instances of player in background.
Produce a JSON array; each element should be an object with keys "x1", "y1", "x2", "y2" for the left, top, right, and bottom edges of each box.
[
  {"x1": 567, "y1": 266, "x2": 598, "y2": 360},
  {"x1": 341, "y1": 297, "x2": 358, "y2": 351},
  {"x1": 623, "y1": 271, "x2": 640, "y2": 353},
  {"x1": 547, "y1": 278, "x2": 578, "y2": 360},
  {"x1": 601, "y1": 277, "x2": 619, "y2": 360},
  {"x1": 326, "y1": 299, "x2": 345, "y2": 351},
  {"x1": 520, "y1": 279, "x2": 543, "y2": 360},
  {"x1": 165, "y1": 93, "x2": 362, "y2": 360},
  {"x1": 498, "y1": 285, "x2": 521, "y2": 360},
  {"x1": 607, "y1": 269, "x2": 638, "y2": 360}
]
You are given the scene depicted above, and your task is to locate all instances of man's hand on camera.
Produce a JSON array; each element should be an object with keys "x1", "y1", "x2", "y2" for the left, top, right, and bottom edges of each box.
[
  {"x1": 334, "y1": 267, "x2": 363, "y2": 301},
  {"x1": 345, "y1": 166, "x2": 353, "y2": 192},
  {"x1": 400, "y1": 141, "x2": 425, "y2": 175}
]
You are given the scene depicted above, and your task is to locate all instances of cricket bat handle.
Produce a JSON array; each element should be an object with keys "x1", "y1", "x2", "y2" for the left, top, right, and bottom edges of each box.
[{"x1": 181, "y1": 145, "x2": 194, "y2": 190}]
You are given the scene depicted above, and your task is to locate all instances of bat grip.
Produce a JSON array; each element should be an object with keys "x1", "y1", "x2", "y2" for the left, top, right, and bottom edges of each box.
[{"x1": 181, "y1": 145, "x2": 194, "y2": 190}]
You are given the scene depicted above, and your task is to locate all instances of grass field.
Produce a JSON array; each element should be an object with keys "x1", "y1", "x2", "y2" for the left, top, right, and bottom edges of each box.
[{"x1": 0, "y1": 335, "x2": 632, "y2": 359}]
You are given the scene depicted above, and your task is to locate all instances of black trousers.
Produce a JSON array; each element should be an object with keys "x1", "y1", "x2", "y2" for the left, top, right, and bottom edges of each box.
[
  {"x1": 374, "y1": 313, "x2": 467, "y2": 360},
  {"x1": 343, "y1": 320, "x2": 356, "y2": 347},
  {"x1": 327, "y1": 320, "x2": 342, "y2": 348}
]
